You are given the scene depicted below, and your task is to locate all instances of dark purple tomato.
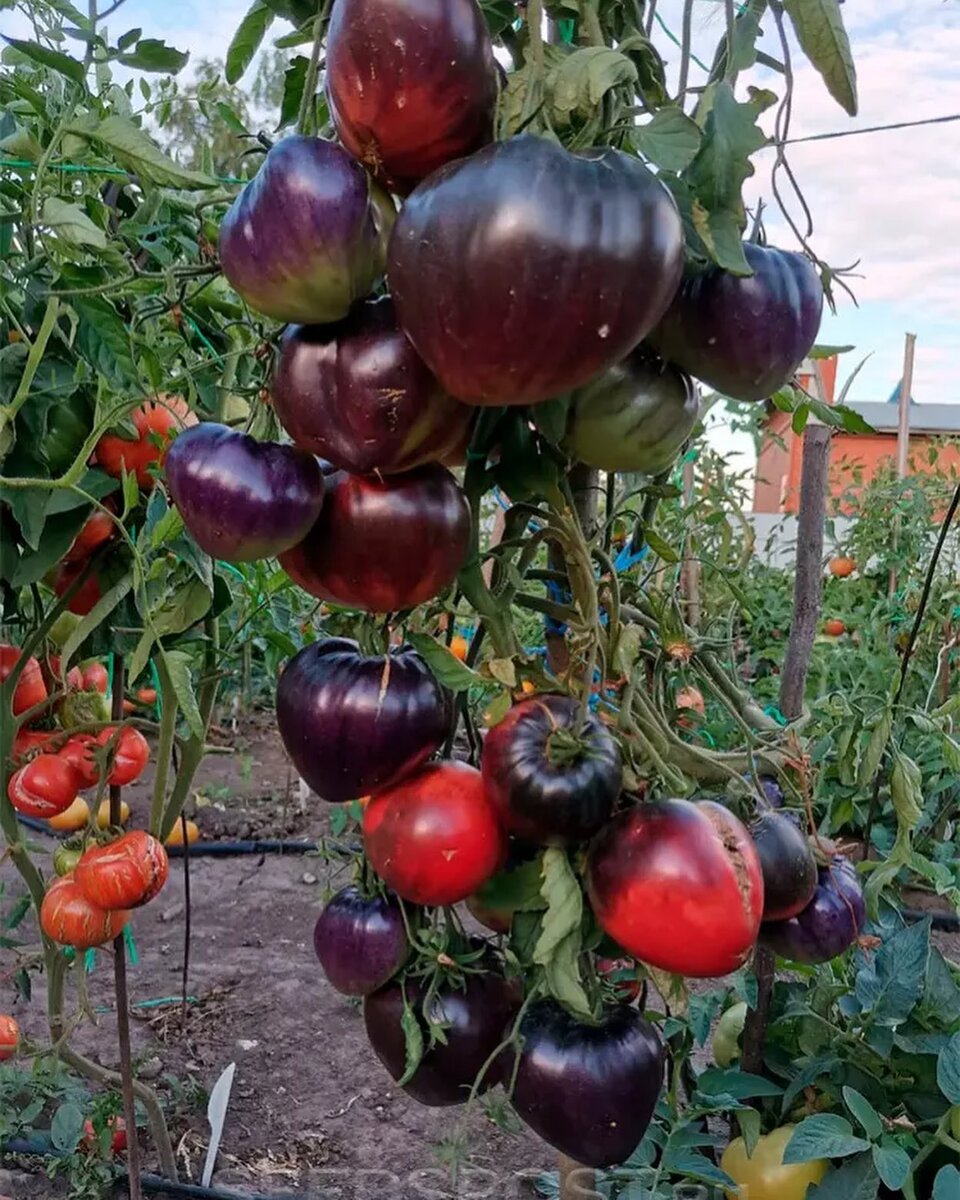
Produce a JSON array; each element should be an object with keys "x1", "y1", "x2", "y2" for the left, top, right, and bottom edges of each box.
[
  {"x1": 218, "y1": 136, "x2": 394, "y2": 324},
  {"x1": 481, "y1": 695, "x2": 622, "y2": 846},
  {"x1": 507, "y1": 999, "x2": 664, "y2": 1167},
  {"x1": 363, "y1": 969, "x2": 517, "y2": 1106},
  {"x1": 272, "y1": 296, "x2": 474, "y2": 475},
  {"x1": 313, "y1": 886, "x2": 408, "y2": 995},
  {"x1": 279, "y1": 464, "x2": 470, "y2": 612},
  {"x1": 562, "y1": 349, "x2": 699, "y2": 475},
  {"x1": 164, "y1": 423, "x2": 324, "y2": 562},
  {"x1": 757, "y1": 775, "x2": 784, "y2": 808},
  {"x1": 761, "y1": 856, "x2": 865, "y2": 964},
  {"x1": 387, "y1": 134, "x2": 683, "y2": 407},
  {"x1": 326, "y1": 0, "x2": 497, "y2": 196},
  {"x1": 751, "y1": 810, "x2": 818, "y2": 923},
  {"x1": 275, "y1": 637, "x2": 452, "y2": 804},
  {"x1": 647, "y1": 242, "x2": 824, "y2": 402}
]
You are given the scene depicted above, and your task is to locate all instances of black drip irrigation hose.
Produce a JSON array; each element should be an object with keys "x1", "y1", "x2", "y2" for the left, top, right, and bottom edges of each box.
[{"x1": 15, "y1": 814, "x2": 358, "y2": 858}]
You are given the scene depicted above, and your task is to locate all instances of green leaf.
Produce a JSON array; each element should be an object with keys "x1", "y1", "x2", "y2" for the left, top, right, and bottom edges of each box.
[
  {"x1": 857, "y1": 706, "x2": 892, "y2": 788},
  {"x1": 643, "y1": 527, "x2": 680, "y2": 564},
  {"x1": 163, "y1": 649, "x2": 204, "y2": 740},
  {"x1": 61, "y1": 573, "x2": 133, "y2": 670},
  {"x1": 925, "y1": 950, "x2": 960, "y2": 1024},
  {"x1": 65, "y1": 113, "x2": 217, "y2": 189},
  {"x1": 544, "y1": 930, "x2": 592, "y2": 1018},
  {"x1": 636, "y1": 106, "x2": 702, "y2": 172},
  {"x1": 871, "y1": 1141, "x2": 910, "y2": 1192},
  {"x1": 534, "y1": 848, "x2": 582, "y2": 964},
  {"x1": 3, "y1": 38, "x2": 86, "y2": 85},
  {"x1": 783, "y1": 0, "x2": 858, "y2": 117},
  {"x1": 71, "y1": 295, "x2": 137, "y2": 385},
  {"x1": 810, "y1": 343, "x2": 855, "y2": 358},
  {"x1": 690, "y1": 201, "x2": 752, "y2": 274},
  {"x1": 808, "y1": 1153, "x2": 879, "y2": 1200},
  {"x1": 890, "y1": 749, "x2": 923, "y2": 832},
  {"x1": 226, "y1": 0, "x2": 274, "y2": 85},
  {"x1": 148, "y1": 506, "x2": 185, "y2": 550},
  {"x1": 278, "y1": 56, "x2": 309, "y2": 128},
  {"x1": 50, "y1": 1101, "x2": 85, "y2": 1152},
  {"x1": 854, "y1": 918, "x2": 930, "y2": 1026},
  {"x1": 11, "y1": 507, "x2": 88, "y2": 586},
  {"x1": 406, "y1": 632, "x2": 481, "y2": 694},
  {"x1": 41, "y1": 197, "x2": 106, "y2": 249},
  {"x1": 216, "y1": 101, "x2": 249, "y2": 136},
  {"x1": 487, "y1": 657, "x2": 517, "y2": 688},
  {"x1": 472, "y1": 858, "x2": 547, "y2": 915},
  {"x1": 546, "y1": 46, "x2": 637, "y2": 127},
  {"x1": 697, "y1": 1069, "x2": 783, "y2": 1100},
  {"x1": 784, "y1": 1115, "x2": 871, "y2": 1163},
  {"x1": 842, "y1": 1087, "x2": 882, "y2": 1140},
  {"x1": 397, "y1": 993, "x2": 425, "y2": 1087},
  {"x1": 116, "y1": 27, "x2": 142, "y2": 51},
  {"x1": 151, "y1": 578, "x2": 212, "y2": 637},
  {"x1": 127, "y1": 627, "x2": 155, "y2": 686},
  {"x1": 934, "y1": 1166, "x2": 960, "y2": 1200},
  {"x1": 735, "y1": 1107, "x2": 761, "y2": 1158},
  {"x1": 937, "y1": 1032, "x2": 960, "y2": 1104},
  {"x1": 118, "y1": 38, "x2": 189, "y2": 73}
]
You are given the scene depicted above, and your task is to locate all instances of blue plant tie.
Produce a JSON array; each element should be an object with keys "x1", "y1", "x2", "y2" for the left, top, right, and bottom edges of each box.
[
  {"x1": 614, "y1": 541, "x2": 651, "y2": 572},
  {"x1": 544, "y1": 578, "x2": 572, "y2": 636}
]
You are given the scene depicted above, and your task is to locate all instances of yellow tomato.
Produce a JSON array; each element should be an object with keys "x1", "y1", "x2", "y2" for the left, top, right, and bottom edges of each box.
[
  {"x1": 96, "y1": 799, "x2": 130, "y2": 829},
  {"x1": 722, "y1": 1127, "x2": 828, "y2": 1200},
  {"x1": 164, "y1": 818, "x2": 200, "y2": 847},
  {"x1": 47, "y1": 796, "x2": 90, "y2": 833}
]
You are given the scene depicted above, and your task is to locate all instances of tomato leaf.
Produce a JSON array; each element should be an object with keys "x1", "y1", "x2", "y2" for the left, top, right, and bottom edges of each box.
[
  {"x1": 397, "y1": 992, "x2": 425, "y2": 1087},
  {"x1": 546, "y1": 46, "x2": 637, "y2": 127},
  {"x1": 854, "y1": 918, "x2": 929, "y2": 1027},
  {"x1": 934, "y1": 1166, "x2": 960, "y2": 1200},
  {"x1": 734, "y1": 1107, "x2": 761, "y2": 1158},
  {"x1": 889, "y1": 749, "x2": 923, "y2": 832},
  {"x1": 543, "y1": 929, "x2": 592, "y2": 1019},
  {"x1": 71, "y1": 296, "x2": 137, "y2": 386},
  {"x1": 842, "y1": 1087, "x2": 883, "y2": 1141},
  {"x1": 65, "y1": 114, "x2": 217, "y2": 189},
  {"x1": 118, "y1": 38, "x2": 189, "y2": 73},
  {"x1": 534, "y1": 848, "x2": 582, "y2": 964},
  {"x1": 61, "y1": 572, "x2": 133, "y2": 668},
  {"x1": 808, "y1": 1153, "x2": 879, "y2": 1200},
  {"x1": 50, "y1": 1101, "x2": 85, "y2": 1152},
  {"x1": 150, "y1": 578, "x2": 212, "y2": 638},
  {"x1": 857, "y1": 706, "x2": 892, "y2": 788},
  {"x1": 3, "y1": 38, "x2": 86, "y2": 85},
  {"x1": 698, "y1": 1070, "x2": 783, "y2": 1100},
  {"x1": 406, "y1": 632, "x2": 480, "y2": 694},
  {"x1": 937, "y1": 1032, "x2": 960, "y2": 1104},
  {"x1": 487, "y1": 657, "x2": 517, "y2": 689},
  {"x1": 41, "y1": 197, "x2": 106, "y2": 249},
  {"x1": 163, "y1": 649, "x2": 204, "y2": 740},
  {"x1": 782, "y1": 0, "x2": 858, "y2": 117},
  {"x1": 636, "y1": 105, "x2": 702, "y2": 173},
  {"x1": 226, "y1": 0, "x2": 274, "y2": 84},
  {"x1": 11, "y1": 506, "x2": 88, "y2": 587},
  {"x1": 785, "y1": 1115, "x2": 871, "y2": 1164},
  {"x1": 472, "y1": 858, "x2": 547, "y2": 915},
  {"x1": 278, "y1": 55, "x2": 309, "y2": 128},
  {"x1": 871, "y1": 1141, "x2": 910, "y2": 1192},
  {"x1": 127, "y1": 627, "x2": 155, "y2": 686}
]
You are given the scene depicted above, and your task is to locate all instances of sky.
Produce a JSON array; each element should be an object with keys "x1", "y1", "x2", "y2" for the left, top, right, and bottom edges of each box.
[{"x1": 3, "y1": 0, "x2": 959, "y2": 454}]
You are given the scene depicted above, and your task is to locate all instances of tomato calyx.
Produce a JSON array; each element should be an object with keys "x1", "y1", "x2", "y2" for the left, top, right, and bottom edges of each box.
[{"x1": 544, "y1": 725, "x2": 589, "y2": 768}]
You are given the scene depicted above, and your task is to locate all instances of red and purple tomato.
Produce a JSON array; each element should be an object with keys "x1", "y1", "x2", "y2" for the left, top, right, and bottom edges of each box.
[
  {"x1": 276, "y1": 638, "x2": 452, "y2": 805},
  {"x1": 586, "y1": 799, "x2": 765, "y2": 978},
  {"x1": 387, "y1": 134, "x2": 683, "y2": 407},
  {"x1": 164, "y1": 423, "x2": 325, "y2": 563},
  {"x1": 219, "y1": 136, "x2": 394, "y2": 325},
  {"x1": 363, "y1": 761, "x2": 506, "y2": 906},
  {"x1": 481, "y1": 695, "x2": 622, "y2": 846},
  {"x1": 326, "y1": 0, "x2": 497, "y2": 196},
  {"x1": 280, "y1": 464, "x2": 470, "y2": 613},
  {"x1": 313, "y1": 886, "x2": 409, "y2": 996},
  {"x1": 272, "y1": 296, "x2": 474, "y2": 475}
]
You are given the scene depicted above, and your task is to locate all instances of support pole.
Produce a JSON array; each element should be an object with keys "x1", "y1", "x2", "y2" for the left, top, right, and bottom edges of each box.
[{"x1": 889, "y1": 332, "x2": 917, "y2": 597}]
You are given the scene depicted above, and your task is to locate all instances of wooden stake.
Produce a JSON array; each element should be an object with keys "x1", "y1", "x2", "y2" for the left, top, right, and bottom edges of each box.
[
  {"x1": 681, "y1": 457, "x2": 700, "y2": 629},
  {"x1": 890, "y1": 332, "x2": 918, "y2": 596},
  {"x1": 558, "y1": 1153, "x2": 598, "y2": 1200}
]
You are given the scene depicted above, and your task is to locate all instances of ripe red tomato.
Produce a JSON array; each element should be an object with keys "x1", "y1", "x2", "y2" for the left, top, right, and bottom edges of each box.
[
  {"x1": 81, "y1": 662, "x2": 109, "y2": 693},
  {"x1": 43, "y1": 654, "x2": 84, "y2": 692},
  {"x1": 40, "y1": 875, "x2": 129, "y2": 949},
  {"x1": 828, "y1": 556, "x2": 855, "y2": 579},
  {"x1": 586, "y1": 799, "x2": 765, "y2": 978},
  {"x1": 363, "y1": 761, "x2": 506, "y2": 905},
  {"x1": 12, "y1": 728, "x2": 56, "y2": 762},
  {"x1": 7, "y1": 755, "x2": 81, "y2": 818},
  {"x1": 58, "y1": 734, "x2": 100, "y2": 788},
  {"x1": 52, "y1": 564, "x2": 103, "y2": 615},
  {"x1": 96, "y1": 726, "x2": 149, "y2": 786},
  {"x1": 82, "y1": 1115, "x2": 127, "y2": 1156},
  {"x1": 95, "y1": 394, "x2": 197, "y2": 489},
  {"x1": 0, "y1": 644, "x2": 48, "y2": 716},
  {"x1": 0, "y1": 1014, "x2": 20, "y2": 1061},
  {"x1": 75, "y1": 830, "x2": 169, "y2": 910},
  {"x1": 823, "y1": 618, "x2": 846, "y2": 637},
  {"x1": 135, "y1": 687, "x2": 157, "y2": 706},
  {"x1": 64, "y1": 506, "x2": 116, "y2": 564}
]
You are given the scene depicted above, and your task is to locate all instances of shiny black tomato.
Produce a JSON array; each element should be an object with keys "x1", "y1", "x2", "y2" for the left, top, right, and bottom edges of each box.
[
  {"x1": 751, "y1": 810, "x2": 818, "y2": 922},
  {"x1": 313, "y1": 886, "x2": 409, "y2": 996},
  {"x1": 507, "y1": 999, "x2": 664, "y2": 1167}
]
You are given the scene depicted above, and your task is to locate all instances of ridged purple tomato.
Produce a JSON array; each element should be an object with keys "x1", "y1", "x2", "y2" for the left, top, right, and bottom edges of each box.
[
  {"x1": 387, "y1": 134, "x2": 683, "y2": 407},
  {"x1": 562, "y1": 349, "x2": 699, "y2": 475},
  {"x1": 219, "y1": 136, "x2": 394, "y2": 324},
  {"x1": 272, "y1": 296, "x2": 474, "y2": 475},
  {"x1": 364, "y1": 969, "x2": 517, "y2": 1106},
  {"x1": 647, "y1": 242, "x2": 824, "y2": 402},
  {"x1": 586, "y1": 799, "x2": 765, "y2": 978},
  {"x1": 279, "y1": 464, "x2": 470, "y2": 612},
  {"x1": 313, "y1": 886, "x2": 408, "y2": 995},
  {"x1": 506, "y1": 999, "x2": 664, "y2": 1167},
  {"x1": 751, "y1": 810, "x2": 818, "y2": 922},
  {"x1": 761, "y1": 856, "x2": 865, "y2": 964},
  {"x1": 326, "y1": 0, "x2": 497, "y2": 196},
  {"x1": 481, "y1": 695, "x2": 622, "y2": 846},
  {"x1": 164, "y1": 423, "x2": 325, "y2": 562},
  {"x1": 276, "y1": 638, "x2": 451, "y2": 804}
]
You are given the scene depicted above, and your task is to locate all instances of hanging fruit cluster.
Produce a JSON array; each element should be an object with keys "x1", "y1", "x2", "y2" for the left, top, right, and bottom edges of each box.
[{"x1": 158, "y1": 0, "x2": 845, "y2": 1170}]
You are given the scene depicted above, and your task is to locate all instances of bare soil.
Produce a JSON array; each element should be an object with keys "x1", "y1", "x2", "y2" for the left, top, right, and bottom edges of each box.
[{"x1": 1, "y1": 714, "x2": 549, "y2": 1199}]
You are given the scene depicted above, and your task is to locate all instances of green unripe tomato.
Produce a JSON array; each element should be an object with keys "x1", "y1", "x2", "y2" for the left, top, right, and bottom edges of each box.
[
  {"x1": 53, "y1": 844, "x2": 83, "y2": 877},
  {"x1": 60, "y1": 689, "x2": 111, "y2": 730},
  {"x1": 713, "y1": 1001, "x2": 748, "y2": 1068},
  {"x1": 951, "y1": 1104, "x2": 960, "y2": 1142},
  {"x1": 47, "y1": 611, "x2": 82, "y2": 650}
]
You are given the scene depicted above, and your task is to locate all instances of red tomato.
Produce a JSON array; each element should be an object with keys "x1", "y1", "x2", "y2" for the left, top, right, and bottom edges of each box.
[
  {"x1": 676, "y1": 685, "x2": 705, "y2": 714},
  {"x1": 43, "y1": 654, "x2": 84, "y2": 692},
  {"x1": 96, "y1": 726, "x2": 149, "y2": 786},
  {"x1": 95, "y1": 394, "x2": 197, "y2": 489},
  {"x1": 586, "y1": 799, "x2": 765, "y2": 978},
  {"x1": 81, "y1": 1115, "x2": 127, "y2": 1156},
  {"x1": 0, "y1": 1014, "x2": 20, "y2": 1061},
  {"x1": 0, "y1": 644, "x2": 48, "y2": 716},
  {"x1": 823, "y1": 618, "x2": 846, "y2": 637},
  {"x1": 828, "y1": 556, "x2": 855, "y2": 579},
  {"x1": 59, "y1": 734, "x2": 100, "y2": 788},
  {"x1": 52, "y1": 563, "x2": 103, "y2": 615},
  {"x1": 12, "y1": 728, "x2": 56, "y2": 762},
  {"x1": 596, "y1": 956, "x2": 644, "y2": 1004},
  {"x1": 64, "y1": 506, "x2": 116, "y2": 564},
  {"x1": 7, "y1": 755, "x2": 81, "y2": 818},
  {"x1": 81, "y1": 662, "x2": 109, "y2": 693},
  {"x1": 363, "y1": 761, "x2": 506, "y2": 905},
  {"x1": 40, "y1": 874, "x2": 129, "y2": 949},
  {"x1": 135, "y1": 687, "x2": 157, "y2": 706},
  {"x1": 75, "y1": 830, "x2": 169, "y2": 911}
]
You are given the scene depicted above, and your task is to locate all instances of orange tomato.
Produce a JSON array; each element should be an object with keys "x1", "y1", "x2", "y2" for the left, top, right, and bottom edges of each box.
[
  {"x1": 75, "y1": 830, "x2": 169, "y2": 910},
  {"x1": 164, "y1": 817, "x2": 200, "y2": 847},
  {"x1": 824, "y1": 618, "x2": 846, "y2": 637},
  {"x1": 676, "y1": 686, "x2": 706, "y2": 715},
  {"x1": 0, "y1": 1015, "x2": 20, "y2": 1061},
  {"x1": 96, "y1": 799, "x2": 131, "y2": 829},
  {"x1": 48, "y1": 796, "x2": 92, "y2": 834},
  {"x1": 520, "y1": 680, "x2": 536, "y2": 695},
  {"x1": 39, "y1": 875, "x2": 129, "y2": 949},
  {"x1": 0, "y1": 644, "x2": 48, "y2": 716},
  {"x1": 828, "y1": 556, "x2": 855, "y2": 579},
  {"x1": 450, "y1": 635, "x2": 469, "y2": 661},
  {"x1": 95, "y1": 394, "x2": 197, "y2": 489}
]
